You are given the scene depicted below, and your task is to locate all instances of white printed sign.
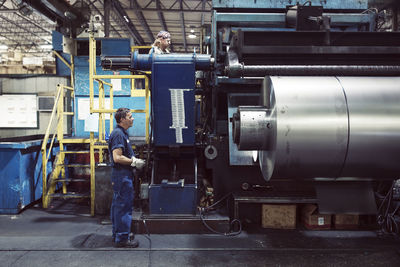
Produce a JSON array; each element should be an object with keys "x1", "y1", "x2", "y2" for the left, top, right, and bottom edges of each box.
[
  {"x1": 0, "y1": 94, "x2": 37, "y2": 128},
  {"x1": 77, "y1": 97, "x2": 111, "y2": 120},
  {"x1": 169, "y1": 88, "x2": 191, "y2": 143}
]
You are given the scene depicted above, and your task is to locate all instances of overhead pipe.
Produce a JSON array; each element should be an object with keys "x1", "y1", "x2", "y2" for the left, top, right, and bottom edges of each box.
[{"x1": 226, "y1": 64, "x2": 400, "y2": 77}]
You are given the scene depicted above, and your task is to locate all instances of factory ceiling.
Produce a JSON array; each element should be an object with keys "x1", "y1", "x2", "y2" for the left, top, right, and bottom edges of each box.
[
  {"x1": 0, "y1": 0, "x2": 212, "y2": 61},
  {"x1": 0, "y1": 0, "x2": 397, "y2": 62}
]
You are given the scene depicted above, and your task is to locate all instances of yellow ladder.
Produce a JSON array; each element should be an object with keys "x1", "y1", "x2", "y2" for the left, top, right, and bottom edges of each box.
[
  {"x1": 41, "y1": 84, "x2": 93, "y2": 209},
  {"x1": 41, "y1": 53, "x2": 94, "y2": 213}
]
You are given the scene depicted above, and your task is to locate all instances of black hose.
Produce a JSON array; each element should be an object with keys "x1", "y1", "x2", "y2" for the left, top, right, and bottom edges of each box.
[
  {"x1": 141, "y1": 217, "x2": 152, "y2": 267},
  {"x1": 199, "y1": 192, "x2": 242, "y2": 236}
]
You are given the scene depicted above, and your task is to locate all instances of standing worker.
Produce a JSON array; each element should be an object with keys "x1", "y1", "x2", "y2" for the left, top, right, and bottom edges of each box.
[
  {"x1": 108, "y1": 107, "x2": 145, "y2": 248},
  {"x1": 150, "y1": 30, "x2": 171, "y2": 54}
]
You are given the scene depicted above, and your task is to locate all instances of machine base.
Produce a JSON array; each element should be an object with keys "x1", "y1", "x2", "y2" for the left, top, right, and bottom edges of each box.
[{"x1": 132, "y1": 211, "x2": 230, "y2": 234}]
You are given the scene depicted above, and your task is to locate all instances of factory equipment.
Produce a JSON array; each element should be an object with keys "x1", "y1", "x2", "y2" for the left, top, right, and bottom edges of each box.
[
  {"x1": 102, "y1": 0, "x2": 400, "y2": 231},
  {"x1": 104, "y1": 53, "x2": 213, "y2": 214}
]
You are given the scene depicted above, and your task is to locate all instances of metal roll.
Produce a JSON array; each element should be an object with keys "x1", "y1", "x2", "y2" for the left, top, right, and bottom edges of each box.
[
  {"x1": 101, "y1": 52, "x2": 213, "y2": 71},
  {"x1": 267, "y1": 76, "x2": 349, "y2": 180},
  {"x1": 232, "y1": 106, "x2": 274, "y2": 150},
  {"x1": 101, "y1": 56, "x2": 131, "y2": 70},
  {"x1": 233, "y1": 76, "x2": 400, "y2": 181},
  {"x1": 338, "y1": 77, "x2": 400, "y2": 178}
]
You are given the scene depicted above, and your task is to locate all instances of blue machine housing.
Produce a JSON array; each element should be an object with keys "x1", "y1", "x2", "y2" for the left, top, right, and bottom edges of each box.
[
  {"x1": 139, "y1": 53, "x2": 211, "y2": 214},
  {"x1": 152, "y1": 62, "x2": 195, "y2": 146},
  {"x1": 149, "y1": 56, "x2": 197, "y2": 214},
  {"x1": 149, "y1": 156, "x2": 198, "y2": 214}
]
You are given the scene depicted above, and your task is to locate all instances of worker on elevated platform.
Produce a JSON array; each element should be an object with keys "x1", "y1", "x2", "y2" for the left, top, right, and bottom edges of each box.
[
  {"x1": 150, "y1": 30, "x2": 171, "y2": 54},
  {"x1": 108, "y1": 108, "x2": 145, "y2": 248}
]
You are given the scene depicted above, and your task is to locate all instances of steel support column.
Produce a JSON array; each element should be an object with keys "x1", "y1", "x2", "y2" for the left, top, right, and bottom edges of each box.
[{"x1": 179, "y1": 0, "x2": 187, "y2": 52}]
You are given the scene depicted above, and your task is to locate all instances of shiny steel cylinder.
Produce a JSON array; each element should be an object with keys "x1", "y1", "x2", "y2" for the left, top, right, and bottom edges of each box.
[
  {"x1": 133, "y1": 51, "x2": 213, "y2": 70},
  {"x1": 268, "y1": 76, "x2": 348, "y2": 180},
  {"x1": 232, "y1": 106, "x2": 274, "y2": 150},
  {"x1": 101, "y1": 51, "x2": 213, "y2": 71},
  {"x1": 338, "y1": 77, "x2": 400, "y2": 178},
  {"x1": 234, "y1": 76, "x2": 400, "y2": 181}
]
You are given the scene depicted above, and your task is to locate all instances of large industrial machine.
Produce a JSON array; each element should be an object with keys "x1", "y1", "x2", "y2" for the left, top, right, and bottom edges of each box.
[{"x1": 102, "y1": 0, "x2": 400, "y2": 233}]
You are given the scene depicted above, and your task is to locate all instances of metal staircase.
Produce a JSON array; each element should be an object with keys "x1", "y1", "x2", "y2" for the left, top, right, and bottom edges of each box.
[{"x1": 41, "y1": 34, "x2": 151, "y2": 216}]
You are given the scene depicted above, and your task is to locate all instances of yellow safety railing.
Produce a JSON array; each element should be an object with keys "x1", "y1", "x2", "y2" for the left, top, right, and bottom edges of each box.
[
  {"x1": 87, "y1": 35, "x2": 151, "y2": 215},
  {"x1": 41, "y1": 51, "x2": 78, "y2": 209},
  {"x1": 41, "y1": 84, "x2": 75, "y2": 208},
  {"x1": 41, "y1": 34, "x2": 151, "y2": 216}
]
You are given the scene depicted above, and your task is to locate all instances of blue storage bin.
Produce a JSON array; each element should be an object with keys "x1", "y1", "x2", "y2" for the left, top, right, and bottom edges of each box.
[{"x1": 0, "y1": 138, "x2": 52, "y2": 214}]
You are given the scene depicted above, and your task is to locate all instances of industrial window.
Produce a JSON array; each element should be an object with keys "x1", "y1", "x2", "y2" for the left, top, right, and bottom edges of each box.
[{"x1": 37, "y1": 96, "x2": 55, "y2": 112}]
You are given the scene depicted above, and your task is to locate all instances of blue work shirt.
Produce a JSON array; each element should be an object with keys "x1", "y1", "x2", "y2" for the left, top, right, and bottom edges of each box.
[{"x1": 108, "y1": 125, "x2": 135, "y2": 177}]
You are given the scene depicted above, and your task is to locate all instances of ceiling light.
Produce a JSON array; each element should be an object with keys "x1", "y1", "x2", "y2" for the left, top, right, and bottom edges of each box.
[
  {"x1": 40, "y1": 44, "x2": 53, "y2": 50},
  {"x1": 0, "y1": 45, "x2": 8, "y2": 50},
  {"x1": 123, "y1": 16, "x2": 129, "y2": 23},
  {"x1": 190, "y1": 29, "x2": 195, "y2": 33},
  {"x1": 188, "y1": 34, "x2": 197, "y2": 39}
]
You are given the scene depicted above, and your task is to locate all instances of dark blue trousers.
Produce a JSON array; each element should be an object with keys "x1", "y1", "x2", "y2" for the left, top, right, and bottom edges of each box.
[{"x1": 111, "y1": 172, "x2": 134, "y2": 243}]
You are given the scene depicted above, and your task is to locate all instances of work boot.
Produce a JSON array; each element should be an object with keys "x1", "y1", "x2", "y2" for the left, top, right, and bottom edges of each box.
[{"x1": 114, "y1": 239, "x2": 139, "y2": 248}]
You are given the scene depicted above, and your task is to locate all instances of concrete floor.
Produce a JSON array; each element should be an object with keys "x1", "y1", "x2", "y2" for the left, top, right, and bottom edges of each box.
[{"x1": 1, "y1": 201, "x2": 400, "y2": 267}]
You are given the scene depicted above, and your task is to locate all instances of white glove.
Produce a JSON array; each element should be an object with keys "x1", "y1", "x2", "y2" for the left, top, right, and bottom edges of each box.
[{"x1": 131, "y1": 156, "x2": 146, "y2": 169}]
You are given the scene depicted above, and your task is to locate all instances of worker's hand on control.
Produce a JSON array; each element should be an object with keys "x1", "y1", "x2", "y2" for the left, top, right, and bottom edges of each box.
[{"x1": 131, "y1": 156, "x2": 146, "y2": 169}]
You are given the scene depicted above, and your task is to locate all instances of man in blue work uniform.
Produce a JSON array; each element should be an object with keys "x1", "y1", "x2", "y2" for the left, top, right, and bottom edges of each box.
[{"x1": 108, "y1": 107, "x2": 145, "y2": 248}]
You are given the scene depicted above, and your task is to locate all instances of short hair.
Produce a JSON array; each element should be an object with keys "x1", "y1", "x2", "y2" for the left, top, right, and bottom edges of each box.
[
  {"x1": 115, "y1": 108, "x2": 130, "y2": 123},
  {"x1": 157, "y1": 30, "x2": 170, "y2": 39}
]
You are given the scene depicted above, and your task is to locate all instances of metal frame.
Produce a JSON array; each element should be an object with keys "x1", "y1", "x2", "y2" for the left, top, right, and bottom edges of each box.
[
  {"x1": 87, "y1": 33, "x2": 151, "y2": 214},
  {"x1": 233, "y1": 194, "x2": 317, "y2": 220}
]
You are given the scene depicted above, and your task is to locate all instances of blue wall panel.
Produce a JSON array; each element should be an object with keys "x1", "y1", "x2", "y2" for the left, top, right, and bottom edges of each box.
[
  {"x1": 52, "y1": 36, "x2": 144, "y2": 138},
  {"x1": 74, "y1": 56, "x2": 131, "y2": 96},
  {"x1": 74, "y1": 96, "x2": 147, "y2": 138},
  {"x1": 72, "y1": 38, "x2": 145, "y2": 137},
  {"x1": 56, "y1": 52, "x2": 72, "y2": 77},
  {"x1": 52, "y1": 30, "x2": 63, "y2": 51}
]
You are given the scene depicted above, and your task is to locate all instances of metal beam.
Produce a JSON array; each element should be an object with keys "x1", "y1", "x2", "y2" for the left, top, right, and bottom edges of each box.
[
  {"x1": 143, "y1": 0, "x2": 154, "y2": 9},
  {"x1": 130, "y1": 0, "x2": 154, "y2": 42},
  {"x1": 0, "y1": 14, "x2": 51, "y2": 43},
  {"x1": 180, "y1": 0, "x2": 187, "y2": 52},
  {"x1": 15, "y1": 13, "x2": 53, "y2": 35},
  {"x1": 156, "y1": 0, "x2": 168, "y2": 31},
  {"x1": 111, "y1": 0, "x2": 144, "y2": 44},
  {"x1": 125, "y1": 0, "x2": 211, "y2": 12},
  {"x1": 104, "y1": 0, "x2": 110, "y2": 37},
  {"x1": 201, "y1": 0, "x2": 206, "y2": 25},
  {"x1": 125, "y1": 7, "x2": 211, "y2": 13},
  {"x1": 155, "y1": 0, "x2": 174, "y2": 50},
  {"x1": 0, "y1": 9, "x2": 18, "y2": 13}
]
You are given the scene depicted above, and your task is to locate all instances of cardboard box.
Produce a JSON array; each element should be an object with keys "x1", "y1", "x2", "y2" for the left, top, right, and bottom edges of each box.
[
  {"x1": 334, "y1": 214, "x2": 359, "y2": 230},
  {"x1": 301, "y1": 204, "x2": 331, "y2": 230},
  {"x1": 262, "y1": 204, "x2": 297, "y2": 229}
]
